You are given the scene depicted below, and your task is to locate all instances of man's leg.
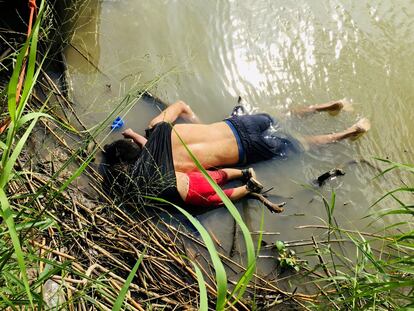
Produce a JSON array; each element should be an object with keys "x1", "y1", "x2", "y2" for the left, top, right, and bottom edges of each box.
[
  {"x1": 291, "y1": 99, "x2": 353, "y2": 116},
  {"x1": 304, "y1": 118, "x2": 371, "y2": 146}
]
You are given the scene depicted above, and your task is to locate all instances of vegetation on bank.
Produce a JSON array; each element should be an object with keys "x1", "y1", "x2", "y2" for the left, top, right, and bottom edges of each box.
[
  {"x1": 0, "y1": 0, "x2": 413, "y2": 310},
  {"x1": 304, "y1": 161, "x2": 414, "y2": 310}
]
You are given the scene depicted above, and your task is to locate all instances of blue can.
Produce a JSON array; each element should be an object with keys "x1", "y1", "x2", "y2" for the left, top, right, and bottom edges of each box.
[{"x1": 111, "y1": 116, "x2": 124, "y2": 130}]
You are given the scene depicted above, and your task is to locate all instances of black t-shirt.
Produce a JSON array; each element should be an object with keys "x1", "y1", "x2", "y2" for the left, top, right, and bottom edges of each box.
[{"x1": 129, "y1": 122, "x2": 183, "y2": 205}]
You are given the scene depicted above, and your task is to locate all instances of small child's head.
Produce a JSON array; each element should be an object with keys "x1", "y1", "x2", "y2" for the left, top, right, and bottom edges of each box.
[
  {"x1": 102, "y1": 139, "x2": 141, "y2": 198},
  {"x1": 103, "y1": 139, "x2": 142, "y2": 165}
]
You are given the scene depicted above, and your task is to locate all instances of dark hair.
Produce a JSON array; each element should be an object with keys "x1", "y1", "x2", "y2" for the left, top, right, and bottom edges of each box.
[
  {"x1": 102, "y1": 140, "x2": 141, "y2": 201},
  {"x1": 102, "y1": 161, "x2": 132, "y2": 199},
  {"x1": 103, "y1": 139, "x2": 142, "y2": 165}
]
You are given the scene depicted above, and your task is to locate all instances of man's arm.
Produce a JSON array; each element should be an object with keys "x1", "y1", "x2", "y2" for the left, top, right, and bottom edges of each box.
[
  {"x1": 148, "y1": 100, "x2": 201, "y2": 128},
  {"x1": 122, "y1": 128, "x2": 147, "y2": 146}
]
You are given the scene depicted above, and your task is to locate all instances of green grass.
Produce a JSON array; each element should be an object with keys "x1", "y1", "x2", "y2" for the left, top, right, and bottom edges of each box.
[
  {"x1": 0, "y1": 1, "x2": 156, "y2": 308},
  {"x1": 0, "y1": 0, "x2": 47, "y2": 306}
]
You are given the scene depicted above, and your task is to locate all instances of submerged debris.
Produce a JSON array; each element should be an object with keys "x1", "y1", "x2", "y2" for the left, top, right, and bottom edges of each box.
[{"x1": 313, "y1": 168, "x2": 345, "y2": 187}]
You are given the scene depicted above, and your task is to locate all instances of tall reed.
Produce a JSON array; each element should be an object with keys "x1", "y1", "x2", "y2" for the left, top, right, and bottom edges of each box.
[{"x1": 0, "y1": 0, "x2": 48, "y2": 306}]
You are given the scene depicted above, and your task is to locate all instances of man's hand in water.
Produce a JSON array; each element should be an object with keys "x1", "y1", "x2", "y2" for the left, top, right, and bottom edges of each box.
[{"x1": 122, "y1": 128, "x2": 147, "y2": 146}]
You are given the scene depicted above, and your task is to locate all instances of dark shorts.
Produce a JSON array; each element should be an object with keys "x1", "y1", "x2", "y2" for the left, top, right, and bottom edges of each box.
[{"x1": 225, "y1": 114, "x2": 303, "y2": 165}]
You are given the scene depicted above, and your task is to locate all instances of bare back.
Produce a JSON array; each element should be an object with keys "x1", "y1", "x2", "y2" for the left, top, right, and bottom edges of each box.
[{"x1": 171, "y1": 122, "x2": 239, "y2": 172}]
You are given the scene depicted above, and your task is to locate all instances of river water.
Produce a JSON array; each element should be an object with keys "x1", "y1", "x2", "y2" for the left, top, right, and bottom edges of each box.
[{"x1": 64, "y1": 0, "x2": 414, "y2": 273}]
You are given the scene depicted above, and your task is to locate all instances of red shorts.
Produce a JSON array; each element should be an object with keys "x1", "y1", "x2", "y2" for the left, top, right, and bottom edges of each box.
[{"x1": 184, "y1": 170, "x2": 234, "y2": 207}]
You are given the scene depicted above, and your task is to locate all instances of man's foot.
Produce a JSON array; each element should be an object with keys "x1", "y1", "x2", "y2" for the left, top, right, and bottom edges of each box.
[
  {"x1": 246, "y1": 177, "x2": 263, "y2": 193},
  {"x1": 349, "y1": 118, "x2": 371, "y2": 141},
  {"x1": 241, "y1": 168, "x2": 257, "y2": 182},
  {"x1": 341, "y1": 99, "x2": 354, "y2": 112},
  {"x1": 313, "y1": 99, "x2": 353, "y2": 116},
  {"x1": 292, "y1": 99, "x2": 353, "y2": 117}
]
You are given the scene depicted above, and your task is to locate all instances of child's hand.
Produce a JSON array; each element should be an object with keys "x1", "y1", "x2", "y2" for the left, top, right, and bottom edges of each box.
[{"x1": 122, "y1": 128, "x2": 135, "y2": 139}]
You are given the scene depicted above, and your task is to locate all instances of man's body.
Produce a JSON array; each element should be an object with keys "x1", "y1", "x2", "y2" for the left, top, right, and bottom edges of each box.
[
  {"x1": 124, "y1": 100, "x2": 370, "y2": 172},
  {"x1": 172, "y1": 122, "x2": 239, "y2": 171},
  {"x1": 111, "y1": 99, "x2": 370, "y2": 207},
  {"x1": 124, "y1": 101, "x2": 239, "y2": 171}
]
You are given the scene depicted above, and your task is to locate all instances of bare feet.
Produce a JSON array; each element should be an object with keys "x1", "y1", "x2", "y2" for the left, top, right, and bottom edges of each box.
[
  {"x1": 313, "y1": 99, "x2": 353, "y2": 116},
  {"x1": 302, "y1": 117, "x2": 371, "y2": 146},
  {"x1": 340, "y1": 99, "x2": 354, "y2": 113},
  {"x1": 292, "y1": 99, "x2": 353, "y2": 116},
  {"x1": 349, "y1": 118, "x2": 371, "y2": 140}
]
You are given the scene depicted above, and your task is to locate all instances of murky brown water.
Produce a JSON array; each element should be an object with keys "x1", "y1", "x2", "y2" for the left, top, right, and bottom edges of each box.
[{"x1": 64, "y1": 0, "x2": 414, "y2": 272}]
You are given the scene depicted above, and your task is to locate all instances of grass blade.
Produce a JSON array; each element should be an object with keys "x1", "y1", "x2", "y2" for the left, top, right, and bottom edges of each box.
[
  {"x1": 0, "y1": 189, "x2": 33, "y2": 305},
  {"x1": 112, "y1": 249, "x2": 146, "y2": 311},
  {"x1": 6, "y1": 39, "x2": 29, "y2": 124},
  {"x1": 17, "y1": 2, "x2": 45, "y2": 119},
  {"x1": 149, "y1": 197, "x2": 228, "y2": 310},
  {"x1": 192, "y1": 261, "x2": 208, "y2": 311},
  {"x1": 16, "y1": 112, "x2": 51, "y2": 128},
  {"x1": 0, "y1": 116, "x2": 41, "y2": 188}
]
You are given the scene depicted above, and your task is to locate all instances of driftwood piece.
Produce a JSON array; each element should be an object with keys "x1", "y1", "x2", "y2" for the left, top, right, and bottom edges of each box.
[{"x1": 248, "y1": 193, "x2": 285, "y2": 213}]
